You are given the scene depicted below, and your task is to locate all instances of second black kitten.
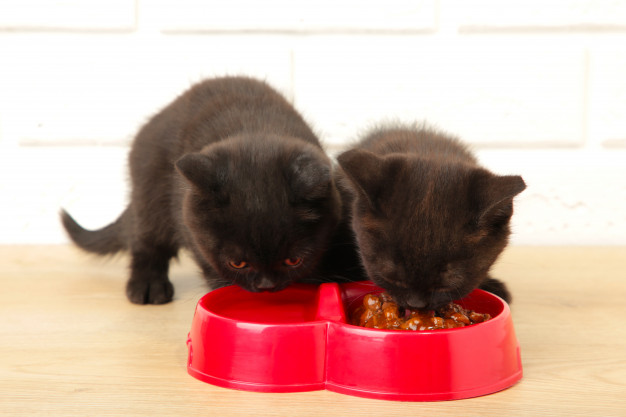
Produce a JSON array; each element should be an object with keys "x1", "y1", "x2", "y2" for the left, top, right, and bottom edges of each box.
[
  {"x1": 62, "y1": 76, "x2": 363, "y2": 304},
  {"x1": 337, "y1": 125, "x2": 526, "y2": 309}
]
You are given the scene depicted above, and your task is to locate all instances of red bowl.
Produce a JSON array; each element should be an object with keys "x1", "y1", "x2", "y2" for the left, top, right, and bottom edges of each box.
[{"x1": 187, "y1": 281, "x2": 522, "y2": 401}]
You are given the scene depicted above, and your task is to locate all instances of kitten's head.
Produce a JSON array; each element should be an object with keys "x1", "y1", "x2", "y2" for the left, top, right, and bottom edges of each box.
[
  {"x1": 176, "y1": 135, "x2": 341, "y2": 292},
  {"x1": 337, "y1": 149, "x2": 525, "y2": 309}
]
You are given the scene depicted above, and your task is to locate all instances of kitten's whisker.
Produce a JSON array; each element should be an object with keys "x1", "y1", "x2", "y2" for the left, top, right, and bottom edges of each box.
[{"x1": 453, "y1": 286, "x2": 463, "y2": 303}]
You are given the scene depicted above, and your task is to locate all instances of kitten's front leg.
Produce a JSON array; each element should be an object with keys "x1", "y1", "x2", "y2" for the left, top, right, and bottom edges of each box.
[
  {"x1": 126, "y1": 245, "x2": 176, "y2": 304},
  {"x1": 478, "y1": 276, "x2": 512, "y2": 304}
]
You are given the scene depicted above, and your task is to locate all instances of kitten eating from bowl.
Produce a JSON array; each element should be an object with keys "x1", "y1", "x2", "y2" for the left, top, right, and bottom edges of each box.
[
  {"x1": 61, "y1": 76, "x2": 363, "y2": 304},
  {"x1": 337, "y1": 125, "x2": 525, "y2": 310}
]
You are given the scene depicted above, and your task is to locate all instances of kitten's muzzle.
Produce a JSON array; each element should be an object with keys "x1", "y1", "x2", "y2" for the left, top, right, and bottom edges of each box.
[
  {"x1": 404, "y1": 294, "x2": 427, "y2": 309},
  {"x1": 253, "y1": 277, "x2": 284, "y2": 292}
]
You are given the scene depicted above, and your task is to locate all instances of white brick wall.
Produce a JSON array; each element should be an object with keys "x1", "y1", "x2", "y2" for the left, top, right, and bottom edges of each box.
[
  {"x1": 0, "y1": 0, "x2": 136, "y2": 31},
  {"x1": 157, "y1": 0, "x2": 437, "y2": 33},
  {"x1": 1, "y1": 1, "x2": 625, "y2": 245},
  {"x1": 457, "y1": 0, "x2": 626, "y2": 31},
  {"x1": 294, "y1": 37, "x2": 587, "y2": 147}
]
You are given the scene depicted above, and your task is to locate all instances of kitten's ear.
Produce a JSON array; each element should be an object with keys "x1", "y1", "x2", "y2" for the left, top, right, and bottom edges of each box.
[
  {"x1": 176, "y1": 153, "x2": 211, "y2": 189},
  {"x1": 288, "y1": 152, "x2": 333, "y2": 201},
  {"x1": 337, "y1": 149, "x2": 386, "y2": 206},
  {"x1": 175, "y1": 153, "x2": 229, "y2": 205},
  {"x1": 474, "y1": 172, "x2": 526, "y2": 228}
]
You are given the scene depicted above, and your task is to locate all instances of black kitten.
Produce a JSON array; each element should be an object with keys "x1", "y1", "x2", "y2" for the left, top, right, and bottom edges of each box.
[
  {"x1": 337, "y1": 125, "x2": 525, "y2": 309},
  {"x1": 62, "y1": 76, "x2": 363, "y2": 304}
]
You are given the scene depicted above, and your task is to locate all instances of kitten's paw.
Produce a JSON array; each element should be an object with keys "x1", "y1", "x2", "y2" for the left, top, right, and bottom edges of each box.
[
  {"x1": 126, "y1": 278, "x2": 174, "y2": 304},
  {"x1": 479, "y1": 277, "x2": 512, "y2": 304}
]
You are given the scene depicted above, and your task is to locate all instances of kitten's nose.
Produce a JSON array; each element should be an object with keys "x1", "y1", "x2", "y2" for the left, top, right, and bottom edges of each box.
[
  {"x1": 406, "y1": 294, "x2": 427, "y2": 309},
  {"x1": 256, "y1": 277, "x2": 277, "y2": 291}
]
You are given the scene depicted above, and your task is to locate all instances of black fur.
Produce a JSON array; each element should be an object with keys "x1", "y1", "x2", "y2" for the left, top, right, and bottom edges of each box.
[
  {"x1": 62, "y1": 76, "x2": 365, "y2": 304},
  {"x1": 338, "y1": 125, "x2": 525, "y2": 309}
]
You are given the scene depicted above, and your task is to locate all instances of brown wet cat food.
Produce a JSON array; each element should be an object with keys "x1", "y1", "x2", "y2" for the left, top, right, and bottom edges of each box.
[{"x1": 351, "y1": 292, "x2": 491, "y2": 330}]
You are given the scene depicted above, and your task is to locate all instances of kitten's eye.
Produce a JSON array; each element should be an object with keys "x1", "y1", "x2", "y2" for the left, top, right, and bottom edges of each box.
[
  {"x1": 283, "y1": 257, "x2": 302, "y2": 267},
  {"x1": 228, "y1": 261, "x2": 248, "y2": 269}
]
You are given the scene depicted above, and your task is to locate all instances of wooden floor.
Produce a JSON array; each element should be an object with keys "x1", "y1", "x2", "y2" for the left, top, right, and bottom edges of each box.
[{"x1": 1, "y1": 245, "x2": 625, "y2": 416}]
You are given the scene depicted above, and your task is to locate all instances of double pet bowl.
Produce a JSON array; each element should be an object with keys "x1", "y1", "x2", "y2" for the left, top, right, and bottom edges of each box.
[{"x1": 186, "y1": 281, "x2": 522, "y2": 401}]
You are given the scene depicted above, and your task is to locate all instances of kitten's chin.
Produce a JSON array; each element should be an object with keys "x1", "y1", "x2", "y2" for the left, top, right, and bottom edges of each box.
[
  {"x1": 404, "y1": 293, "x2": 427, "y2": 309},
  {"x1": 391, "y1": 290, "x2": 466, "y2": 310}
]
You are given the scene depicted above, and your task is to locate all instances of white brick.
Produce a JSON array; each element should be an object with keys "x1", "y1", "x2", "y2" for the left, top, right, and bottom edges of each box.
[
  {"x1": 0, "y1": 0, "x2": 136, "y2": 31},
  {"x1": 588, "y1": 44, "x2": 626, "y2": 147},
  {"x1": 0, "y1": 146, "x2": 129, "y2": 244},
  {"x1": 603, "y1": 138, "x2": 626, "y2": 148},
  {"x1": 475, "y1": 149, "x2": 626, "y2": 245},
  {"x1": 0, "y1": 33, "x2": 292, "y2": 146},
  {"x1": 155, "y1": 0, "x2": 436, "y2": 33},
  {"x1": 0, "y1": 34, "x2": 181, "y2": 146},
  {"x1": 294, "y1": 37, "x2": 585, "y2": 148},
  {"x1": 456, "y1": 0, "x2": 626, "y2": 31}
]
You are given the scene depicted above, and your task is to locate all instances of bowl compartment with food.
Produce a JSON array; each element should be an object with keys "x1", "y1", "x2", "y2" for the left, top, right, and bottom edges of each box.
[{"x1": 326, "y1": 281, "x2": 522, "y2": 400}]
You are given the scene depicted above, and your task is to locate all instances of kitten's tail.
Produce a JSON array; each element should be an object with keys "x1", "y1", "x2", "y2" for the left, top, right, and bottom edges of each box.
[{"x1": 60, "y1": 208, "x2": 130, "y2": 255}]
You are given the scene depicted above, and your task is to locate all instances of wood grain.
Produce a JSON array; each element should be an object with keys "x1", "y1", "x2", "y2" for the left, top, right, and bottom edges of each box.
[{"x1": 1, "y1": 245, "x2": 625, "y2": 416}]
